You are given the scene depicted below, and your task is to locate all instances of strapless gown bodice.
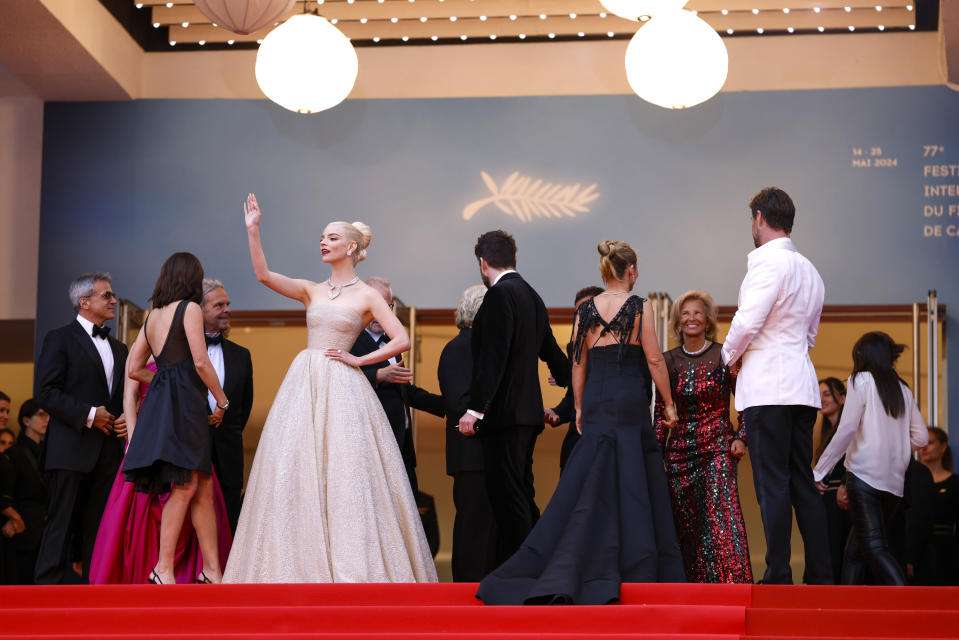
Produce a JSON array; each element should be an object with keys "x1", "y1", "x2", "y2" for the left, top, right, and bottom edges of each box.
[{"x1": 305, "y1": 304, "x2": 364, "y2": 351}]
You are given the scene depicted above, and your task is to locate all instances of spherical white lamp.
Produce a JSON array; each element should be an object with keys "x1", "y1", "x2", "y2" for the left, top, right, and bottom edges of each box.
[
  {"x1": 255, "y1": 14, "x2": 359, "y2": 114},
  {"x1": 600, "y1": 0, "x2": 688, "y2": 21},
  {"x1": 195, "y1": 0, "x2": 295, "y2": 35},
  {"x1": 625, "y1": 10, "x2": 728, "y2": 109}
]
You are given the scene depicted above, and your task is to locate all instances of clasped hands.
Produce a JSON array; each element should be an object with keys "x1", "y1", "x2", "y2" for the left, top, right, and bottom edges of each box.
[
  {"x1": 207, "y1": 405, "x2": 226, "y2": 428},
  {"x1": 92, "y1": 406, "x2": 127, "y2": 438}
]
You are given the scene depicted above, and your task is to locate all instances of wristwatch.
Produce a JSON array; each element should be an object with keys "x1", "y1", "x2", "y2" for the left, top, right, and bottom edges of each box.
[{"x1": 216, "y1": 400, "x2": 230, "y2": 411}]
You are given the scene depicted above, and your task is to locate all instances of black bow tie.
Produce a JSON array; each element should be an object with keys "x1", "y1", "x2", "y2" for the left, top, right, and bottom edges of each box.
[
  {"x1": 377, "y1": 335, "x2": 389, "y2": 346},
  {"x1": 205, "y1": 334, "x2": 223, "y2": 346},
  {"x1": 91, "y1": 324, "x2": 111, "y2": 339}
]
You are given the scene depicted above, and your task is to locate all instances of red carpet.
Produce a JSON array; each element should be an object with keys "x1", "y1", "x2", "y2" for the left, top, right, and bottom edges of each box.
[{"x1": 1, "y1": 583, "x2": 956, "y2": 639}]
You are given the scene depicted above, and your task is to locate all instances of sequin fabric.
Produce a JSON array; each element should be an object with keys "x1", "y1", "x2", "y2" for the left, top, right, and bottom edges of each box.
[
  {"x1": 223, "y1": 304, "x2": 437, "y2": 583},
  {"x1": 653, "y1": 343, "x2": 752, "y2": 583}
]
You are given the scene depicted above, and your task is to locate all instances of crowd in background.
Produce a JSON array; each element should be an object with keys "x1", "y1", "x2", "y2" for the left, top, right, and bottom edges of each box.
[{"x1": 2, "y1": 312, "x2": 954, "y2": 587}]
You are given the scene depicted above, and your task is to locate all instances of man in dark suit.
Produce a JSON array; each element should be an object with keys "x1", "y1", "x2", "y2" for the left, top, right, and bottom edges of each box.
[
  {"x1": 350, "y1": 277, "x2": 444, "y2": 495},
  {"x1": 438, "y1": 284, "x2": 497, "y2": 582},
  {"x1": 457, "y1": 230, "x2": 569, "y2": 568},
  {"x1": 544, "y1": 285, "x2": 604, "y2": 473},
  {"x1": 201, "y1": 279, "x2": 254, "y2": 535},
  {"x1": 34, "y1": 272, "x2": 127, "y2": 584}
]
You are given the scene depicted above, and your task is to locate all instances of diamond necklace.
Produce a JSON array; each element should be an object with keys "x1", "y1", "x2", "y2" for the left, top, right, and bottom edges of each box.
[
  {"x1": 682, "y1": 339, "x2": 711, "y2": 356},
  {"x1": 327, "y1": 275, "x2": 359, "y2": 300}
]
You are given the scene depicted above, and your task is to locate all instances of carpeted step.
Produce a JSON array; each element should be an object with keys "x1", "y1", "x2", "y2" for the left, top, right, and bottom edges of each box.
[
  {"x1": 2, "y1": 603, "x2": 746, "y2": 637},
  {"x1": 746, "y1": 608, "x2": 959, "y2": 638},
  {"x1": 0, "y1": 634, "x2": 742, "y2": 640},
  {"x1": 0, "y1": 582, "x2": 753, "y2": 609},
  {"x1": 750, "y1": 585, "x2": 959, "y2": 611}
]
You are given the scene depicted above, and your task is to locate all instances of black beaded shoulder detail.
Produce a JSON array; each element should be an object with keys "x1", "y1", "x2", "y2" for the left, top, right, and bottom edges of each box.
[{"x1": 572, "y1": 295, "x2": 645, "y2": 364}]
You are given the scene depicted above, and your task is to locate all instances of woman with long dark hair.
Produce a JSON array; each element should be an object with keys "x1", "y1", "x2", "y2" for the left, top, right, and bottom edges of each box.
[
  {"x1": 814, "y1": 376, "x2": 851, "y2": 583},
  {"x1": 813, "y1": 331, "x2": 928, "y2": 585},
  {"x1": 122, "y1": 252, "x2": 229, "y2": 584}
]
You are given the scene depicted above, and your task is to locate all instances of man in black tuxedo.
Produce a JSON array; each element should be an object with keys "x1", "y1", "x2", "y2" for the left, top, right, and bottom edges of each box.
[
  {"x1": 544, "y1": 285, "x2": 604, "y2": 473},
  {"x1": 34, "y1": 273, "x2": 127, "y2": 584},
  {"x1": 350, "y1": 277, "x2": 444, "y2": 495},
  {"x1": 438, "y1": 284, "x2": 497, "y2": 581},
  {"x1": 201, "y1": 279, "x2": 254, "y2": 535},
  {"x1": 457, "y1": 230, "x2": 569, "y2": 568}
]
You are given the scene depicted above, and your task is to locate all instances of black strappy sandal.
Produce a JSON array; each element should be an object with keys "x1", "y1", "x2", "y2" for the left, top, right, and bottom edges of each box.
[
  {"x1": 196, "y1": 570, "x2": 214, "y2": 584},
  {"x1": 148, "y1": 569, "x2": 163, "y2": 584}
]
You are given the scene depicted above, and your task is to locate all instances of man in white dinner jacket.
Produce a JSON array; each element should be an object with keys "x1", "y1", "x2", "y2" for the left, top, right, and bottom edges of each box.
[{"x1": 722, "y1": 187, "x2": 832, "y2": 585}]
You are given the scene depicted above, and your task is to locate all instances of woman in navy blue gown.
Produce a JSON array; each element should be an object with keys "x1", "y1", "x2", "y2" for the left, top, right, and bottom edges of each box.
[{"x1": 477, "y1": 240, "x2": 685, "y2": 605}]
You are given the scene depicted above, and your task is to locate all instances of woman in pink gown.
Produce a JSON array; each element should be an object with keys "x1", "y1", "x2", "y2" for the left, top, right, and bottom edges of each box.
[{"x1": 89, "y1": 362, "x2": 232, "y2": 584}]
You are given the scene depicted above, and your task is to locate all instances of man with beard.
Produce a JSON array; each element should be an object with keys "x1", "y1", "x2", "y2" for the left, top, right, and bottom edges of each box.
[{"x1": 458, "y1": 230, "x2": 569, "y2": 570}]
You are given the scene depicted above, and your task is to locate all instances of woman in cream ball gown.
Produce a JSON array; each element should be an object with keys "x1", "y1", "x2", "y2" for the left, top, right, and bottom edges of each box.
[{"x1": 222, "y1": 194, "x2": 437, "y2": 583}]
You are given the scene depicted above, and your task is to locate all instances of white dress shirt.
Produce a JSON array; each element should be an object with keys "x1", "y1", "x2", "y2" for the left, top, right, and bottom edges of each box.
[
  {"x1": 365, "y1": 328, "x2": 409, "y2": 429},
  {"x1": 365, "y1": 328, "x2": 398, "y2": 365},
  {"x1": 76, "y1": 314, "x2": 115, "y2": 427},
  {"x1": 813, "y1": 373, "x2": 928, "y2": 497},
  {"x1": 206, "y1": 335, "x2": 226, "y2": 413},
  {"x1": 722, "y1": 237, "x2": 825, "y2": 411}
]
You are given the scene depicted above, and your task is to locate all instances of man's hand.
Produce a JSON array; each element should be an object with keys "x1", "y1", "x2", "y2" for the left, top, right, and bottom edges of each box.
[
  {"x1": 836, "y1": 484, "x2": 849, "y2": 510},
  {"x1": 729, "y1": 358, "x2": 743, "y2": 377},
  {"x1": 458, "y1": 412, "x2": 479, "y2": 436},
  {"x1": 544, "y1": 408, "x2": 561, "y2": 426},
  {"x1": 113, "y1": 413, "x2": 127, "y2": 439},
  {"x1": 814, "y1": 480, "x2": 828, "y2": 494},
  {"x1": 92, "y1": 406, "x2": 115, "y2": 435},
  {"x1": 730, "y1": 438, "x2": 746, "y2": 459},
  {"x1": 376, "y1": 362, "x2": 413, "y2": 384},
  {"x1": 547, "y1": 375, "x2": 558, "y2": 387}
]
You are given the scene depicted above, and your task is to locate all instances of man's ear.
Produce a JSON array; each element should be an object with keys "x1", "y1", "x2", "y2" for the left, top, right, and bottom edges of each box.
[{"x1": 478, "y1": 257, "x2": 488, "y2": 271}]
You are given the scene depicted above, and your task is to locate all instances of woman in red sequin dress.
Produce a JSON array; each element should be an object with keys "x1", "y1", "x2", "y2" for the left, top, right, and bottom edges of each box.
[{"x1": 654, "y1": 290, "x2": 752, "y2": 583}]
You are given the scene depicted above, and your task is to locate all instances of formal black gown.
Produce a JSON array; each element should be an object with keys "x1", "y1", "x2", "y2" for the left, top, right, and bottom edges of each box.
[
  {"x1": 123, "y1": 300, "x2": 211, "y2": 491},
  {"x1": 476, "y1": 296, "x2": 685, "y2": 605}
]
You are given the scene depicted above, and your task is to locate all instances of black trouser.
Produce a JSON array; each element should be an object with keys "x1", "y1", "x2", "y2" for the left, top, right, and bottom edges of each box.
[
  {"x1": 481, "y1": 425, "x2": 540, "y2": 571},
  {"x1": 842, "y1": 473, "x2": 906, "y2": 586},
  {"x1": 744, "y1": 405, "x2": 832, "y2": 584},
  {"x1": 34, "y1": 448, "x2": 119, "y2": 584},
  {"x1": 451, "y1": 470, "x2": 498, "y2": 582}
]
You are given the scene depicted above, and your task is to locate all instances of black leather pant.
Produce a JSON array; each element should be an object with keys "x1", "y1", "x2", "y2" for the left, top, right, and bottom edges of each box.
[{"x1": 842, "y1": 473, "x2": 906, "y2": 586}]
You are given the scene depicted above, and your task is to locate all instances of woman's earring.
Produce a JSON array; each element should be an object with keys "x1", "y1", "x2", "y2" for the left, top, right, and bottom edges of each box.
[{"x1": 347, "y1": 250, "x2": 353, "y2": 256}]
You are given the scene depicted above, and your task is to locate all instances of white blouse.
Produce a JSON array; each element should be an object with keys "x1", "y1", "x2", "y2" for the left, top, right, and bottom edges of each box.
[{"x1": 813, "y1": 372, "x2": 928, "y2": 497}]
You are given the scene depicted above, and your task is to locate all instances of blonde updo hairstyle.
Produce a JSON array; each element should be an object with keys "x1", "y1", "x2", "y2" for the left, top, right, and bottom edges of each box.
[
  {"x1": 597, "y1": 240, "x2": 637, "y2": 284},
  {"x1": 331, "y1": 221, "x2": 372, "y2": 264},
  {"x1": 669, "y1": 289, "x2": 719, "y2": 343}
]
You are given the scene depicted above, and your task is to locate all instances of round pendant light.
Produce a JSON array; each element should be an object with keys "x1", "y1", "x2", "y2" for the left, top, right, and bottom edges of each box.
[
  {"x1": 254, "y1": 14, "x2": 359, "y2": 114},
  {"x1": 194, "y1": 0, "x2": 295, "y2": 35},
  {"x1": 600, "y1": 0, "x2": 689, "y2": 21},
  {"x1": 624, "y1": 10, "x2": 729, "y2": 109}
]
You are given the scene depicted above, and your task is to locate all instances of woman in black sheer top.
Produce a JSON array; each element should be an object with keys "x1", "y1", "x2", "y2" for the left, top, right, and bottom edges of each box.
[{"x1": 477, "y1": 240, "x2": 683, "y2": 605}]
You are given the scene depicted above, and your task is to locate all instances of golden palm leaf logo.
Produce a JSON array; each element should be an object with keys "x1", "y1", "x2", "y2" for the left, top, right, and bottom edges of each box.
[{"x1": 462, "y1": 171, "x2": 600, "y2": 222}]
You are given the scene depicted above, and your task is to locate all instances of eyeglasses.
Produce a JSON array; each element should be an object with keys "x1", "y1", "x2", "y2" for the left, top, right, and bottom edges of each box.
[
  {"x1": 85, "y1": 291, "x2": 117, "y2": 301},
  {"x1": 388, "y1": 302, "x2": 395, "y2": 310}
]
